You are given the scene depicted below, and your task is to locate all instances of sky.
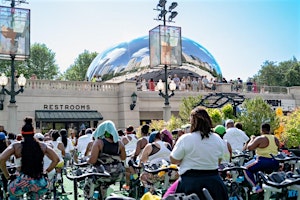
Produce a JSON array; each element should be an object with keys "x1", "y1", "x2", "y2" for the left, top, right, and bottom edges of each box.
[{"x1": 5, "y1": 0, "x2": 300, "y2": 81}]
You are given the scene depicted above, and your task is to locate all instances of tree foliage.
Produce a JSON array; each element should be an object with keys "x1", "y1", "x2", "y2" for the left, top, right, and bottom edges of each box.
[
  {"x1": 207, "y1": 108, "x2": 222, "y2": 127},
  {"x1": 237, "y1": 97, "x2": 279, "y2": 136},
  {"x1": 26, "y1": 43, "x2": 59, "y2": 80},
  {"x1": 281, "y1": 108, "x2": 300, "y2": 148},
  {"x1": 179, "y1": 95, "x2": 203, "y2": 124},
  {"x1": 254, "y1": 57, "x2": 300, "y2": 87},
  {"x1": 63, "y1": 50, "x2": 98, "y2": 81}
]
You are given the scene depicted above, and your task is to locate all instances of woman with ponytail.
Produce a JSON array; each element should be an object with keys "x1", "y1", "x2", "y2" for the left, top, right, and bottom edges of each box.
[
  {"x1": 164, "y1": 106, "x2": 228, "y2": 200},
  {"x1": 0, "y1": 116, "x2": 59, "y2": 200}
]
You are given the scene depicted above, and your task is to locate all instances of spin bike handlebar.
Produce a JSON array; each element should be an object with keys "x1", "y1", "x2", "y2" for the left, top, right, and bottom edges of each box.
[
  {"x1": 258, "y1": 171, "x2": 300, "y2": 189},
  {"x1": 219, "y1": 166, "x2": 247, "y2": 173},
  {"x1": 143, "y1": 164, "x2": 178, "y2": 174},
  {"x1": 271, "y1": 153, "x2": 299, "y2": 163},
  {"x1": 73, "y1": 161, "x2": 90, "y2": 167},
  {"x1": 66, "y1": 171, "x2": 110, "y2": 182},
  {"x1": 232, "y1": 153, "x2": 250, "y2": 160}
]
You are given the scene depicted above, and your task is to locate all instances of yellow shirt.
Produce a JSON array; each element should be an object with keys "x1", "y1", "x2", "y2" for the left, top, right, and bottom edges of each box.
[{"x1": 256, "y1": 135, "x2": 278, "y2": 158}]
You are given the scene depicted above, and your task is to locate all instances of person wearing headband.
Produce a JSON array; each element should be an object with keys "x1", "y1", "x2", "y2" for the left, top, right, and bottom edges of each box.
[{"x1": 0, "y1": 116, "x2": 59, "y2": 200}]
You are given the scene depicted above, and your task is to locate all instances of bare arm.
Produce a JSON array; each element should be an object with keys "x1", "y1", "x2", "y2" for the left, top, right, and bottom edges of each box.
[
  {"x1": 0, "y1": 144, "x2": 15, "y2": 179},
  {"x1": 170, "y1": 155, "x2": 181, "y2": 165},
  {"x1": 88, "y1": 139, "x2": 102, "y2": 165},
  {"x1": 58, "y1": 142, "x2": 65, "y2": 157},
  {"x1": 84, "y1": 141, "x2": 93, "y2": 156},
  {"x1": 140, "y1": 144, "x2": 152, "y2": 164},
  {"x1": 247, "y1": 135, "x2": 260, "y2": 151},
  {"x1": 119, "y1": 141, "x2": 126, "y2": 161},
  {"x1": 227, "y1": 142, "x2": 233, "y2": 162}
]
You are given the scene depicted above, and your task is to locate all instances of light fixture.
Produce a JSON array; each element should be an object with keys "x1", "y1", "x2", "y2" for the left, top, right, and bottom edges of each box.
[
  {"x1": 168, "y1": 2, "x2": 178, "y2": 11},
  {"x1": 154, "y1": 1, "x2": 178, "y2": 23},
  {"x1": 157, "y1": 0, "x2": 167, "y2": 8},
  {"x1": 0, "y1": 73, "x2": 8, "y2": 88},
  {"x1": 158, "y1": 9, "x2": 168, "y2": 20},
  {"x1": 17, "y1": 73, "x2": 26, "y2": 92},
  {"x1": 168, "y1": 11, "x2": 178, "y2": 21},
  {"x1": 157, "y1": 79, "x2": 176, "y2": 97},
  {"x1": 130, "y1": 92, "x2": 137, "y2": 110}
]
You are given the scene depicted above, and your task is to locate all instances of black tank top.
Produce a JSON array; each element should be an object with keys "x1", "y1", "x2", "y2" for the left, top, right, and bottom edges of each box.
[{"x1": 102, "y1": 139, "x2": 119, "y2": 156}]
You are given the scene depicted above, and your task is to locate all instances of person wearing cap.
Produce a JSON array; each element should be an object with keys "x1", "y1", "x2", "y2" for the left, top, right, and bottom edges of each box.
[
  {"x1": 223, "y1": 119, "x2": 249, "y2": 152},
  {"x1": 139, "y1": 130, "x2": 173, "y2": 187},
  {"x1": 166, "y1": 106, "x2": 228, "y2": 200},
  {"x1": 161, "y1": 129, "x2": 173, "y2": 147},
  {"x1": 214, "y1": 125, "x2": 232, "y2": 165},
  {"x1": 121, "y1": 125, "x2": 138, "y2": 188},
  {"x1": 76, "y1": 128, "x2": 93, "y2": 159},
  {"x1": 87, "y1": 120, "x2": 126, "y2": 199},
  {"x1": 0, "y1": 116, "x2": 59, "y2": 200}
]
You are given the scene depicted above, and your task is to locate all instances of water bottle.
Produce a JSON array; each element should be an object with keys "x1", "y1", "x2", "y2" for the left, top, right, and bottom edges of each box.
[
  {"x1": 92, "y1": 190, "x2": 99, "y2": 200},
  {"x1": 236, "y1": 176, "x2": 244, "y2": 183}
]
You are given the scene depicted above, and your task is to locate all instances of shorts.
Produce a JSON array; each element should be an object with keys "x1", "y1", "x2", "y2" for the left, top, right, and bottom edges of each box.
[
  {"x1": 56, "y1": 160, "x2": 64, "y2": 169},
  {"x1": 8, "y1": 173, "x2": 50, "y2": 200}
]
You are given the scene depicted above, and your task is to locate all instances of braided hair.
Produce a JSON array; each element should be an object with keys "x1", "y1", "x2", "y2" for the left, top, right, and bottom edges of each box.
[
  {"x1": 190, "y1": 106, "x2": 213, "y2": 139},
  {"x1": 21, "y1": 117, "x2": 44, "y2": 179}
]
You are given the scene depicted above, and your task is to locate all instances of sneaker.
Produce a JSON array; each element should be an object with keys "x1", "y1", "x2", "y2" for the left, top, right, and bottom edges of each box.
[{"x1": 252, "y1": 185, "x2": 263, "y2": 193}]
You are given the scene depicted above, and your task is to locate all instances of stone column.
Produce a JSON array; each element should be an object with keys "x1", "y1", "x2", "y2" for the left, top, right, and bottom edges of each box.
[{"x1": 117, "y1": 81, "x2": 140, "y2": 130}]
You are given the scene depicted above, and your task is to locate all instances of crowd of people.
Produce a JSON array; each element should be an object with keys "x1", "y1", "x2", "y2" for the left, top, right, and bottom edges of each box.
[
  {"x1": 0, "y1": 106, "x2": 290, "y2": 199},
  {"x1": 134, "y1": 74, "x2": 259, "y2": 93}
]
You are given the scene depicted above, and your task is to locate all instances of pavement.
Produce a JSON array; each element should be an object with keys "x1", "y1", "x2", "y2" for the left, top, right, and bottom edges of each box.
[{"x1": 55, "y1": 175, "x2": 128, "y2": 200}]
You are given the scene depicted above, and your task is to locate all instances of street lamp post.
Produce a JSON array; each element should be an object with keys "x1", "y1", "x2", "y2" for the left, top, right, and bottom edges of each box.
[
  {"x1": 0, "y1": 0, "x2": 29, "y2": 133},
  {"x1": 153, "y1": 0, "x2": 179, "y2": 121},
  {"x1": 0, "y1": 72, "x2": 26, "y2": 134}
]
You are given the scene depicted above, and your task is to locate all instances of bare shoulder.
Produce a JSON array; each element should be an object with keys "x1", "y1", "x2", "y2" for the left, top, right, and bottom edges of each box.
[{"x1": 38, "y1": 142, "x2": 48, "y2": 153}]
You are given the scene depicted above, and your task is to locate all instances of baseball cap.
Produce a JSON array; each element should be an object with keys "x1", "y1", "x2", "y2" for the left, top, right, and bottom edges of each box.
[
  {"x1": 149, "y1": 131, "x2": 160, "y2": 143},
  {"x1": 214, "y1": 125, "x2": 226, "y2": 136},
  {"x1": 33, "y1": 133, "x2": 44, "y2": 140},
  {"x1": 0, "y1": 132, "x2": 5, "y2": 140},
  {"x1": 225, "y1": 119, "x2": 234, "y2": 126},
  {"x1": 34, "y1": 132, "x2": 44, "y2": 141}
]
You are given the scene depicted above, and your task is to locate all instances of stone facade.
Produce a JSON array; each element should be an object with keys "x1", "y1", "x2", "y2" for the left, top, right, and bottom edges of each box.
[{"x1": 0, "y1": 79, "x2": 298, "y2": 134}]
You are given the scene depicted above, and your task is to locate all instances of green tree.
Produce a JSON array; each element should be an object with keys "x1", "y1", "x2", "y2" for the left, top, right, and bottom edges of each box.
[
  {"x1": 26, "y1": 43, "x2": 59, "y2": 79},
  {"x1": 237, "y1": 97, "x2": 279, "y2": 136},
  {"x1": 221, "y1": 103, "x2": 235, "y2": 120},
  {"x1": 207, "y1": 108, "x2": 222, "y2": 127},
  {"x1": 179, "y1": 95, "x2": 203, "y2": 124},
  {"x1": 254, "y1": 57, "x2": 300, "y2": 87},
  {"x1": 63, "y1": 50, "x2": 98, "y2": 81},
  {"x1": 281, "y1": 108, "x2": 300, "y2": 148}
]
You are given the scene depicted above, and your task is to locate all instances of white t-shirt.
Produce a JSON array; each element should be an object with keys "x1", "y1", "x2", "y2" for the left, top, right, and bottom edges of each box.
[
  {"x1": 171, "y1": 131, "x2": 225, "y2": 175},
  {"x1": 76, "y1": 134, "x2": 93, "y2": 155},
  {"x1": 223, "y1": 128, "x2": 249, "y2": 152}
]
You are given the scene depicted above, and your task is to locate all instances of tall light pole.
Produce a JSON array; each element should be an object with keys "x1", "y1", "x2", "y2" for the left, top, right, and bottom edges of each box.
[
  {"x1": 150, "y1": 0, "x2": 181, "y2": 122},
  {"x1": 0, "y1": 0, "x2": 29, "y2": 134}
]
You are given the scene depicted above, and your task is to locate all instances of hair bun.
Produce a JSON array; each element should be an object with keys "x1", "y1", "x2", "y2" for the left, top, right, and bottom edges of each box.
[{"x1": 24, "y1": 117, "x2": 33, "y2": 124}]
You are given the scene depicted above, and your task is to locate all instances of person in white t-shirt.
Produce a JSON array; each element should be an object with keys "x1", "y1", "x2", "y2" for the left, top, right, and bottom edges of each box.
[
  {"x1": 164, "y1": 106, "x2": 228, "y2": 200},
  {"x1": 76, "y1": 128, "x2": 93, "y2": 159},
  {"x1": 223, "y1": 119, "x2": 249, "y2": 152}
]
